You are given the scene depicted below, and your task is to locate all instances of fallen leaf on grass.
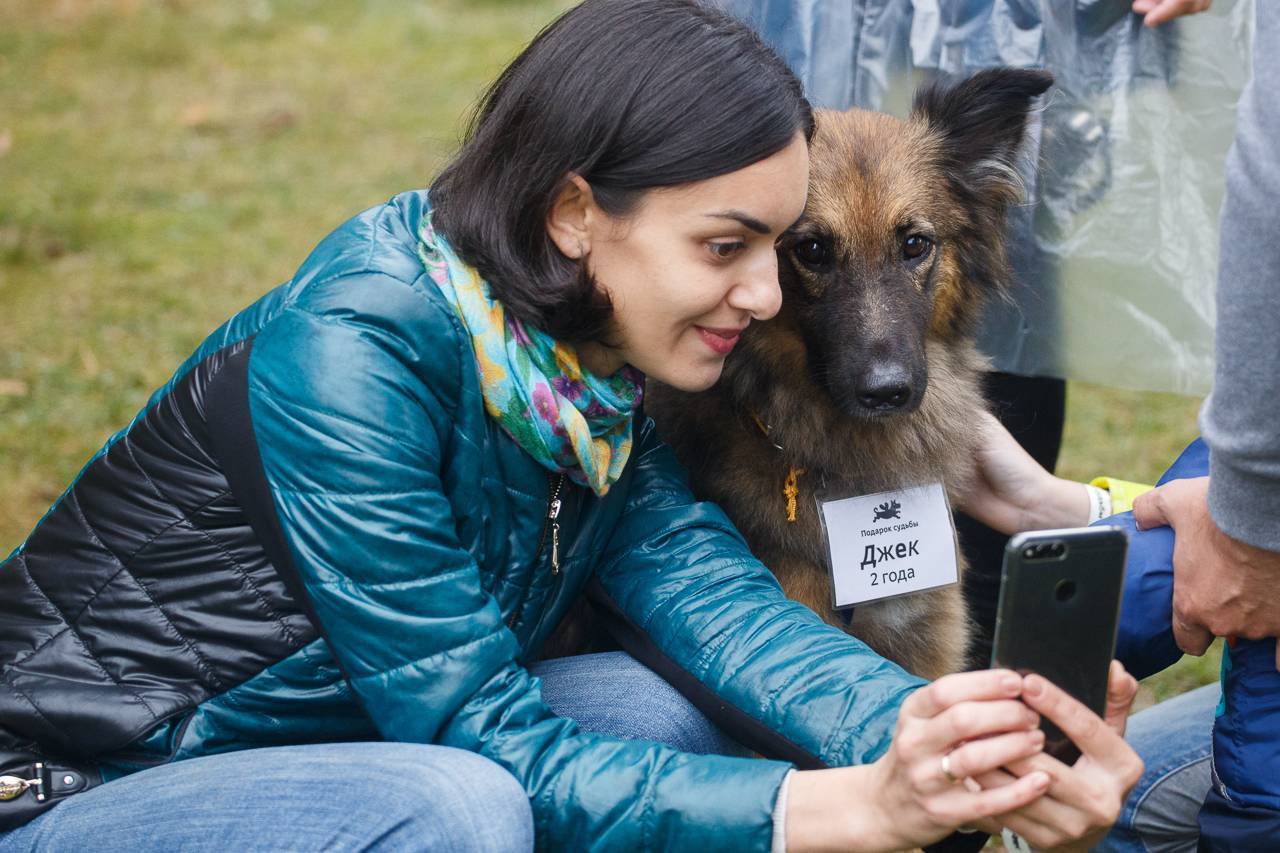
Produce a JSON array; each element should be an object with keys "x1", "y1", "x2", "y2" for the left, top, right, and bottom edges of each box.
[
  {"x1": 0, "y1": 379, "x2": 29, "y2": 397},
  {"x1": 79, "y1": 347, "x2": 100, "y2": 378},
  {"x1": 258, "y1": 108, "x2": 297, "y2": 138},
  {"x1": 179, "y1": 102, "x2": 214, "y2": 129}
]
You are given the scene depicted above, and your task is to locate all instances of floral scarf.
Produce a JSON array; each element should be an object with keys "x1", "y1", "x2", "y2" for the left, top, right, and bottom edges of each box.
[{"x1": 417, "y1": 212, "x2": 643, "y2": 496}]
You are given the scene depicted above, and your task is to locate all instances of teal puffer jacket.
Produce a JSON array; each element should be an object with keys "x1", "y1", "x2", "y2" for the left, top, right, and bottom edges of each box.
[{"x1": 0, "y1": 190, "x2": 922, "y2": 850}]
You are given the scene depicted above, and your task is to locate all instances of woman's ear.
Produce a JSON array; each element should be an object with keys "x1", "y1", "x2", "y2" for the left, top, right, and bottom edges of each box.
[{"x1": 546, "y1": 174, "x2": 595, "y2": 260}]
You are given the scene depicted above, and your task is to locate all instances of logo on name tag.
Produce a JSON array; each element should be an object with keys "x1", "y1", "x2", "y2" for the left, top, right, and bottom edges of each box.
[{"x1": 872, "y1": 500, "x2": 901, "y2": 521}]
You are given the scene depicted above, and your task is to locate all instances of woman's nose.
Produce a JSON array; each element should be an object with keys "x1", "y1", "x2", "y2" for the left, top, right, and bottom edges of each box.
[{"x1": 729, "y1": 251, "x2": 782, "y2": 321}]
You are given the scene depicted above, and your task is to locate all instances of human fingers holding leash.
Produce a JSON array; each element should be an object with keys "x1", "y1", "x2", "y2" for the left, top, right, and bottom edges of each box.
[{"x1": 969, "y1": 663, "x2": 1143, "y2": 850}]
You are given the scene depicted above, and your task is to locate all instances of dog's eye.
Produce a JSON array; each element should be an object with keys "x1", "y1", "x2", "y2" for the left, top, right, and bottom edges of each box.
[
  {"x1": 902, "y1": 234, "x2": 933, "y2": 261},
  {"x1": 792, "y1": 238, "x2": 830, "y2": 270}
]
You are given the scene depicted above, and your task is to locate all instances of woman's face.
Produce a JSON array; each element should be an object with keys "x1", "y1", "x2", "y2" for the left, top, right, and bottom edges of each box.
[{"x1": 563, "y1": 135, "x2": 809, "y2": 391}]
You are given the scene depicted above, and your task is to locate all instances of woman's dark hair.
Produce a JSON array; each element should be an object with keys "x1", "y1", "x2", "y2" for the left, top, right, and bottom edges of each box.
[{"x1": 429, "y1": 0, "x2": 814, "y2": 343}]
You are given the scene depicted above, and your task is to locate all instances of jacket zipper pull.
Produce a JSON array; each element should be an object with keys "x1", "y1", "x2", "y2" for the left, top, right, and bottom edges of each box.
[{"x1": 548, "y1": 496, "x2": 562, "y2": 575}]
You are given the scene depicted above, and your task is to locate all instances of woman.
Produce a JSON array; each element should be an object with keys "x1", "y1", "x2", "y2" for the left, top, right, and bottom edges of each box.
[{"x1": 0, "y1": 0, "x2": 1139, "y2": 849}]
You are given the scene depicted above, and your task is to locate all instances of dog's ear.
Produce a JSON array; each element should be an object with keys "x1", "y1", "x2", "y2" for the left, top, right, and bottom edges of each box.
[{"x1": 911, "y1": 68, "x2": 1053, "y2": 207}]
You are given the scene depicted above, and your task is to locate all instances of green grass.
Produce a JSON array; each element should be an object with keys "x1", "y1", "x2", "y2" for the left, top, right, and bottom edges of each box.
[
  {"x1": 0, "y1": 0, "x2": 564, "y2": 544},
  {"x1": 0, "y1": 0, "x2": 1217, "y2": 701},
  {"x1": 1057, "y1": 382, "x2": 1217, "y2": 707},
  {"x1": 1059, "y1": 381, "x2": 1202, "y2": 488}
]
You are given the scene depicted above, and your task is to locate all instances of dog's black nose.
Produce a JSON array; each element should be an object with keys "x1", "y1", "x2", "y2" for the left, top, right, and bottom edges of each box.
[{"x1": 856, "y1": 366, "x2": 912, "y2": 411}]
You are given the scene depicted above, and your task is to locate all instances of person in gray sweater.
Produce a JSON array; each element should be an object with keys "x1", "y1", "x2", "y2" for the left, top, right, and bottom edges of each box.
[
  {"x1": 1107, "y1": 1, "x2": 1280, "y2": 850},
  {"x1": 1136, "y1": 2, "x2": 1280, "y2": 669}
]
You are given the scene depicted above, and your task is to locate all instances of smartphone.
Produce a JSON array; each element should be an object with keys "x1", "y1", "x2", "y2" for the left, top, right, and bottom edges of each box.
[{"x1": 989, "y1": 526, "x2": 1128, "y2": 763}]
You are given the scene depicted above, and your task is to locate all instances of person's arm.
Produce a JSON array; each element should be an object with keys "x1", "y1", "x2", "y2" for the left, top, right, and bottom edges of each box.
[
  {"x1": 954, "y1": 413, "x2": 1091, "y2": 533},
  {"x1": 247, "y1": 271, "x2": 793, "y2": 851},
  {"x1": 593, "y1": 416, "x2": 924, "y2": 769},
  {"x1": 594, "y1": 419, "x2": 1139, "y2": 848},
  {"x1": 1200, "y1": 1, "x2": 1280, "y2": 552},
  {"x1": 1134, "y1": 3, "x2": 1280, "y2": 667},
  {"x1": 954, "y1": 413, "x2": 1159, "y2": 534}
]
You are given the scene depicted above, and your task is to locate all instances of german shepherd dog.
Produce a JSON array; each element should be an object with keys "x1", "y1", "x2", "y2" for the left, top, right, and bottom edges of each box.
[{"x1": 645, "y1": 69, "x2": 1053, "y2": 680}]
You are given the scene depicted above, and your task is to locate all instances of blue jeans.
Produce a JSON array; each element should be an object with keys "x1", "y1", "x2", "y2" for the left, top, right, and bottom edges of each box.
[
  {"x1": 1097, "y1": 683, "x2": 1218, "y2": 853},
  {"x1": 0, "y1": 652, "x2": 740, "y2": 852}
]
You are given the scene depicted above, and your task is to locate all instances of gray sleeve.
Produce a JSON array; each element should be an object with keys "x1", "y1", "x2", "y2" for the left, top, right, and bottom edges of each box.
[{"x1": 1199, "y1": 5, "x2": 1280, "y2": 552}]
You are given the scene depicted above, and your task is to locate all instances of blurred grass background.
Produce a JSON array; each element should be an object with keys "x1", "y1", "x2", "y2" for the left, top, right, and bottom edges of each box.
[{"x1": 0, "y1": 1, "x2": 1215, "y2": 707}]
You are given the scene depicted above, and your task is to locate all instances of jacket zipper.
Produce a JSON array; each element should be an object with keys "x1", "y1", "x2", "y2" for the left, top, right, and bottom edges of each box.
[
  {"x1": 538, "y1": 473, "x2": 566, "y2": 576},
  {"x1": 507, "y1": 473, "x2": 567, "y2": 631}
]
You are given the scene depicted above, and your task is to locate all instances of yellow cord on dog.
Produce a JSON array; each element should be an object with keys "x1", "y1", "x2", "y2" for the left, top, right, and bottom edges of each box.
[
  {"x1": 749, "y1": 410, "x2": 804, "y2": 523},
  {"x1": 784, "y1": 466, "x2": 805, "y2": 522}
]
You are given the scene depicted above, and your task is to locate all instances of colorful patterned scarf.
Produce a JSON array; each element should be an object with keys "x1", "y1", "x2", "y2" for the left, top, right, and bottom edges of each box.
[{"x1": 417, "y1": 213, "x2": 643, "y2": 496}]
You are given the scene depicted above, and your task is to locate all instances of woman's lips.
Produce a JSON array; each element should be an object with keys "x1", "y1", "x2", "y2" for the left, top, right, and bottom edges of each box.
[{"x1": 695, "y1": 325, "x2": 744, "y2": 355}]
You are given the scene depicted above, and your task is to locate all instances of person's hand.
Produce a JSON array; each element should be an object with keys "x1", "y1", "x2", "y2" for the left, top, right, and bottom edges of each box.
[
  {"x1": 786, "y1": 670, "x2": 1051, "y2": 852},
  {"x1": 867, "y1": 670, "x2": 1055, "y2": 848},
  {"x1": 1131, "y1": 0, "x2": 1212, "y2": 28},
  {"x1": 969, "y1": 663, "x2": 1143, "y2": 851},
  {"x1": 1133, "y1": 476, "x2": 1280, "y2": 669},
  {"x1": 956, "y1": 413, "x2": 1090, "y2": 535}
]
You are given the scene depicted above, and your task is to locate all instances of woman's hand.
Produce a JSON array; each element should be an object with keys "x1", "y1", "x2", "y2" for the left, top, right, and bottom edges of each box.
[
  {"x1": 956, "y1": 413, "x2": 1090, "y2": 535},
  {"x1": 970, "y1": 662, "x2": 1144, "y2": 850},
  {"x1": 785, "y1": 670, "x2": 1051, "y2": 851}
]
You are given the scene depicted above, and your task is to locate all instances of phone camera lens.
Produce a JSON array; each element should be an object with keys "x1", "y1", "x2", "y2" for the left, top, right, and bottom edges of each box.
[
  {"x1": 1023, "y1": 546, "x2": 1036, "y2": 559},
  {"x1": 1054, "y1": 579, "x2": 1077, "y2": 602}
]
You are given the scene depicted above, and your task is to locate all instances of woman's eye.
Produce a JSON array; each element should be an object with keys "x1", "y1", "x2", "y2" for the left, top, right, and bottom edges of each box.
[
  {"x1": 902, "y1": 234, "x2": 933, "y2": 261},
  {"x1": 707, "y1": 241, "x2": 746, "y2": 260},
  {"x1": 792, "y1": 238, "x2": 829, "y2": 270}
]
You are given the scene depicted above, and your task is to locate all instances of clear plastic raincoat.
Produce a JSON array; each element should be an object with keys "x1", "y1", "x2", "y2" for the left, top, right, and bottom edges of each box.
[{"x1": 721, "y1": 0, "x2": 1253, "y2": 394}]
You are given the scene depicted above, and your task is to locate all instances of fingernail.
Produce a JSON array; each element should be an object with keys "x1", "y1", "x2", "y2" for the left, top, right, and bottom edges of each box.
[
  {"x1": 1032, "y1": 771, "x2": 1050, "y2": 788},
  {"x1": 1001, "y1": 673, "x2": 1021, "y2": 694},
  {"x1": 1024, "y1": 676, "x2": 1045, "y2": 698},
  {"x1": 1030, "y1": 729, "x2": 1045, "y2": 746}
]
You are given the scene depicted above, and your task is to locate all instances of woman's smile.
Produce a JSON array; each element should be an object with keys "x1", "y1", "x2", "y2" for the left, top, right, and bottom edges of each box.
[{"x1": 694, "y1": 324, "x2": 745, "y2": 355}]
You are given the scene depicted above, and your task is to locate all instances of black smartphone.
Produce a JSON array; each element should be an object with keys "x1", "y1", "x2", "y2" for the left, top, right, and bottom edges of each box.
[{"x1": 989, "y1": 526, "x2": 1128, "y2": 763}]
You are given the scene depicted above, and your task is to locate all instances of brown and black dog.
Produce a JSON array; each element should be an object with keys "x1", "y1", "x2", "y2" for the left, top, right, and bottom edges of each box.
[{"x1": 646, "y1": 69, "x2": 1053, "y2": 680}]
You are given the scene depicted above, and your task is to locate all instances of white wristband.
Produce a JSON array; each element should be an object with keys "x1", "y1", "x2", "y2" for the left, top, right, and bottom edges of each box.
[{"x1": 1084, "y1": 483, "x2": 1112, "y2": 523}]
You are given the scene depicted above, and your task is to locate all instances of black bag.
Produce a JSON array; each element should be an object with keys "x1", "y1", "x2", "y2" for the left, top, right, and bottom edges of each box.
[{"x1": 0, "y1": 751, "x2": 101, "y2": 832}]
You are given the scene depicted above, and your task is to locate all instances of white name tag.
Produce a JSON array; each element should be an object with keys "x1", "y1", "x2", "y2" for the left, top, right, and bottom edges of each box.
[{"x1": 819, "y1": 482, "x2": 959, "y2": 607}]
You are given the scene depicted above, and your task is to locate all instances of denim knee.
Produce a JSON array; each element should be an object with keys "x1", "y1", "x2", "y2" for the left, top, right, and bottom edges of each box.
[
  {"x1": 0, "y1": 743, "x2": 533, "y2": 853},
  {"x1": 1095, "y1": 683, "x2": 1217, "y2": 853},
  {"x1": 532, "y1": 651, "x2": 746, "y2": 756},
  {"x1": 629, "y1": 683, "x2": 740, "y2": 754},
  {"x1": 373, "y1": 745, "x2": 534, "y2": 853}
]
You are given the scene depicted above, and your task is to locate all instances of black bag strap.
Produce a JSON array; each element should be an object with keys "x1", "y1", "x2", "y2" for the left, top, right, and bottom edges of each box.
[{"x1": 0, "y1": 751, "x2": 101, "y2": 832}]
